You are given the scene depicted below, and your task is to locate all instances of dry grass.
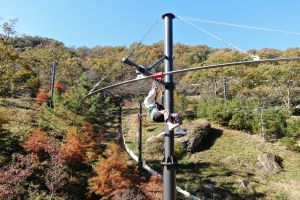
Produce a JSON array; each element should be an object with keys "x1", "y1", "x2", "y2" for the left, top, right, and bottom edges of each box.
[{"x1": 123, "y1": 111, "x2": 300, "y2": 200}]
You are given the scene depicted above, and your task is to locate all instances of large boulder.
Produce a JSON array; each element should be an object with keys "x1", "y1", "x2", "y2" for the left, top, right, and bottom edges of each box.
[
  {"x1": 144, "y1": 132, "x2": 164, "y2": 155},
  {"x1": 175, "y1": 119, "x2": 211, "y2": 153},
  {"x1": 145, "y1": 119, "x2": 211, "y2": 154},
  {"x1": 257, "y1": 153, "x2": 282, "y2": 174}
]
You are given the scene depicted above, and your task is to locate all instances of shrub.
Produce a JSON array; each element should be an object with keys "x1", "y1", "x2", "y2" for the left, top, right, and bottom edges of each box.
[
  {"x1": 140, "y1": 175, "x2": 163, "y2": 200},
  {"x1": 174, "y1": 142, "x2": 186, "y2": 160},
  {"x1": 113, "y1": 188, "x2": 147, "y2": 200},
  {"x1": 209, "y1": 101, "x2": 232, "y2": 125},
  {"x1": 60, "y1": 128, "x2": 85, "y2": 166},
  {"x1": 252, "y1": 110, "x2": 287, "y2": 140},
  {"x1": 22, "y1": 129, "x2": 48, "y2": 154},
  {"x1": 36, "y1": 89, "x2": 49, "y2": 104},
  {"x1": 279, "y1": 137, "x2": 297, "y2": 150},
  {"x1": 88, "y1": 144, "x2": 138, "y2": 198},
  {"x1": 286, "y1": 119, "x2": 300, "y2": 139},
  {"x1": 0, "y1": 153, "x2": 38, "y2": 199},
  {"x1": 54, "y1": 83, "x2": 63, "y2": 92},
  {"x1": 229, "y1": 111, "x2": 253, "y2": 130}
]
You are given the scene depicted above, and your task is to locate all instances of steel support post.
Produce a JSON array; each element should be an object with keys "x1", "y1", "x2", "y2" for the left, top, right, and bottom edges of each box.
[
  {"x1": 50, "y1": 62, "x2": 56, "y2": 108},
  {"x1": 138, "y1": 101, "x2": 143, "y2": 175},
  {"x1": 162, "y1": 13, "x2": 176, "y2": 200}
]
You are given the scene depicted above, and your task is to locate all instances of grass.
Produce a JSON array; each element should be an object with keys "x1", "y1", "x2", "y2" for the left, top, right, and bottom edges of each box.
[{"x1": 122, "y1": 109, "x2": 300, "y2": 200}]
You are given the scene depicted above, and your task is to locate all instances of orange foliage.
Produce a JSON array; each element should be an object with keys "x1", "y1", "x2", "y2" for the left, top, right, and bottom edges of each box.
[
  {"x1": 89, "y1": 144, "x2": 137, "y2": 197},
  {"x1": 22, "y1": 129, "x2": 48, "y2": 154},
  {"x1": 54, "y1": 83, "x2": 63, "y2": 92},
  {"x1": 64, "y1": 89, "x2": 72, "y2": 98},
  {"x1": 61, "y1": 123, "x2": 103, "y2": 165},
  {"x1": 36, "y1": 89, "x2": 49, "y2": 103},
  {"x1": 140, "y1": 175, "x2": 163, "y2": 200},
  {"x1": 60, "y1": 128, "x2": 85, "y2": 165}
]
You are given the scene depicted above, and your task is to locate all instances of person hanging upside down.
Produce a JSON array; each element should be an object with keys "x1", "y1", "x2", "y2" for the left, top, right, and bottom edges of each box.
[{"x1": 144, "y1": 82, "x2": 187, "y2": 135}]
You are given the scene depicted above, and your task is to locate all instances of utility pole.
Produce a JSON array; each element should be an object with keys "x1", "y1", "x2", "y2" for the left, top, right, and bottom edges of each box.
[
  {"x1": 223, "y1": 77, "x2": 227, "y2": 103},
  {"x1": 50, "y1": 62, "x2": 57, "y2": 108},
  {"x1": 260, "y1": 106, "x2": 266, "y2": 143},
  {"x1": 118, "y1": 105, "x2": 122, "y2": 141},
  {"x1": 162, "y1": 13, "x2": 176, "y2": 200},
  {"x1": 287, "y1": 80, "x2": 293, "y2": 112},
  {"x1": 138, "y1": 101, "x2": 143, "y2": 176},
  {"x1": 214, "y1": 79, "x2": 218, "y2": 98}
]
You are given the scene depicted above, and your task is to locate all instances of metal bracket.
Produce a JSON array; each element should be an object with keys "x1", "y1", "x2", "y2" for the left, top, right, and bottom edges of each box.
[
  {"x1": 122, "y1": 57, "x2": 152, "y2": 76},
  {"x1": 161, "y1": 155, "x2": 176, "y2": 168},
  {"x1": 146, "y1": 55, "x2": 167, "y2": 71}
]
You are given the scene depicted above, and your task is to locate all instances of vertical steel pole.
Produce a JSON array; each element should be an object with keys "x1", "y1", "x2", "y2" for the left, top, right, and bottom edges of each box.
[
  {"x1": 138, "y1": 101, "x2": 143, "y2": 175},
  {"x1": 287, "y1": 80, "x2": 292, "y2": 111},
  {"x1": 50, "y1": 62, "x2": 56, "y2": 108},
  {"x1": 162, "y1": 13, "x2": 176, "y2": 200},
  {"x1": 118, "y1": 105, "x2": 122, "y2": 140},
  {"x1": 223, "y1": 77, "x2": 227, "y2": 104}
]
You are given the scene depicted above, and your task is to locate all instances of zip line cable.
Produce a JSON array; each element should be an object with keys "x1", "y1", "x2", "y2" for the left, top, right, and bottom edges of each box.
[
  {"x1": 88, "y1": 73, "x2": 111, "y2": 94},
  {"x1": 126, "y1": 18, "x2": 160, "y2": 58},
  {"x1": 177, "y1": 16, "x2": 300, "y2": 36},
  {"x1": 177, "y1": 16, "x2": 258, "y2": 59},
  {"x1": 82, "y1": 57, "x2": 300, "y2": 100}
]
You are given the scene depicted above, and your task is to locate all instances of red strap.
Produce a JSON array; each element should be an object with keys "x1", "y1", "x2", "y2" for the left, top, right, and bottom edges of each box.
[{"x1": 151, "y1": 72, "x2": 165, "y2": 80}]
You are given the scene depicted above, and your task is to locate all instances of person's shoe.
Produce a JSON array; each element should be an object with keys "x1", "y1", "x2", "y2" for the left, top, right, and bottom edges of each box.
[
  {"x1": 167, "y1": 121, "x2": 180, "y2": 131},
  {"x1": 174, "y1": 128, "x2": 187, "y2": 136},
  {"x1": 171, "y1": 113, "x2": 182, "y2": 125}
]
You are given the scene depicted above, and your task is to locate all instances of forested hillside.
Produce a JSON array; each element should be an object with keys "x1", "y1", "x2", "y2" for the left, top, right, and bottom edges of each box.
[{"x1": 0, "y1": 19, "x2": 300, "y2": 199}]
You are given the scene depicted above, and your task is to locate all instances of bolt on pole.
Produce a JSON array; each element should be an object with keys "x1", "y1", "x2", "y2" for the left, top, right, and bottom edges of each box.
[
  {"x1": 138, "y1": 101, "x2": 143, "y2": 176},
  {"x1": 162, "y1": 13, "x2": 176, "y2": 200},
  {"x1": 50, "y1": 62, "x2": 57, "y2": 109}
]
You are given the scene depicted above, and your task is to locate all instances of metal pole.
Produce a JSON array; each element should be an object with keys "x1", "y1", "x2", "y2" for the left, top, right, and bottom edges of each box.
[
  {"x1": 138, "y1": 101, "x2": 143, "y2": 175},
  {"x1": 162, "y1": 13, "x2": 176, "y2": 200},
  {"x1": 50, "y1": 62, "x2": 56, "y2": 108},
  {"x1": 223, "y1": 77, "x2": 227, "y2": 103},
  {"x1": 287, "y1": 80, "x2": 292, "y2": 111},
  {"x1": 118, "y1": 106, "x2": 122, "y2": 140}
]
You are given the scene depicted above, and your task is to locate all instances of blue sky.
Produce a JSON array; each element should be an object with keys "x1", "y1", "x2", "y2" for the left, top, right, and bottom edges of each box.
[{"x1": 1, "y1": 0, "x2": 300, "y2": 50}]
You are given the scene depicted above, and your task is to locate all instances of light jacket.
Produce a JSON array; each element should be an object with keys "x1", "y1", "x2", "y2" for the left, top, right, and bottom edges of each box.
[{"x1": 144, "y1": 87, "x2": 156, "y2": 110}]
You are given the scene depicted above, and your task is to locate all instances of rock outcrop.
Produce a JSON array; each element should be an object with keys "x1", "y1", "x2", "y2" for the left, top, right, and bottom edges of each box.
[
  {"x1": 145, "y1": 119, "x2": 211, "y2": 154},
  {"x1": 257, "y1": 152, "x2": 282, "y2": 174},
  {"x1": 176, "y1": 119, "x2": 211, "y2": 153}
]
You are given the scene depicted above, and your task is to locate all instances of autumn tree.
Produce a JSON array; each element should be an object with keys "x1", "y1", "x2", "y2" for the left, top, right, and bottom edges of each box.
[
  {"x1": 22, "y1": 129, "x2": 48, "y2": 154},
  {"x1": 60, "y1": 128, "x2": 85, "y2": 166},
  {"x1": 89, "y1": 144, "x2": 138, "y2": 198},
  {"x1": 1, "y1": 18, "x2": 18, "y2": 38},
  {"x1": 140, "y1": 175, "x2": 163, "y2": 200},
  {"x1": 36, "y1": 89, "x2": 49, "y2": 103}
]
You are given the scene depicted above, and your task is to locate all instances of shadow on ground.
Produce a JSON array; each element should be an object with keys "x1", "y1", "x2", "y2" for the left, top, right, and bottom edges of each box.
[
  {"x1": 176, "y1": 161, "x2": 264, "y2": 200},
  {"x1": 197, "y1": 128, "x2": 223, "y2": 152}
]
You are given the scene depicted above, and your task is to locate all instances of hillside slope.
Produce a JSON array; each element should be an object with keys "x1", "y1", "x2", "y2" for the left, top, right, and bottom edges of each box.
[{"x1": 123, "y1": 113, "x2": 300, "y2": 200}]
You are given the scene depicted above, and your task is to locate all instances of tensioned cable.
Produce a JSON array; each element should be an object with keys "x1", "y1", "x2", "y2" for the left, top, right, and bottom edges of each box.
[
  {"x1": 82, "y1": 57, "x2": 300, "y2": 101},
  {"x1": 177, "y1": 16, "x2": 254, "y2": 58},
  {"x1": 178, "y1": 16, "x2": 300, "y2": 36},
  {"x1": 126, "y1": 18, "x2": 160, "y2": 58}
]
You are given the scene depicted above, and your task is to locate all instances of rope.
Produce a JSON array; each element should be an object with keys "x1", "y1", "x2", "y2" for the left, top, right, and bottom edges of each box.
[
  {"x1": 178, "y1": 16, "x2": 300, "y2": 36},
  {"x1": 126, "y1": 18, "x2": 160, "y2": 58},
  {"x1": 82, "y1": 57, "x2": 300, "y2": 100},
  {"x1": 177, "y1": 16, "x2": 257, "y2": 59}
]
